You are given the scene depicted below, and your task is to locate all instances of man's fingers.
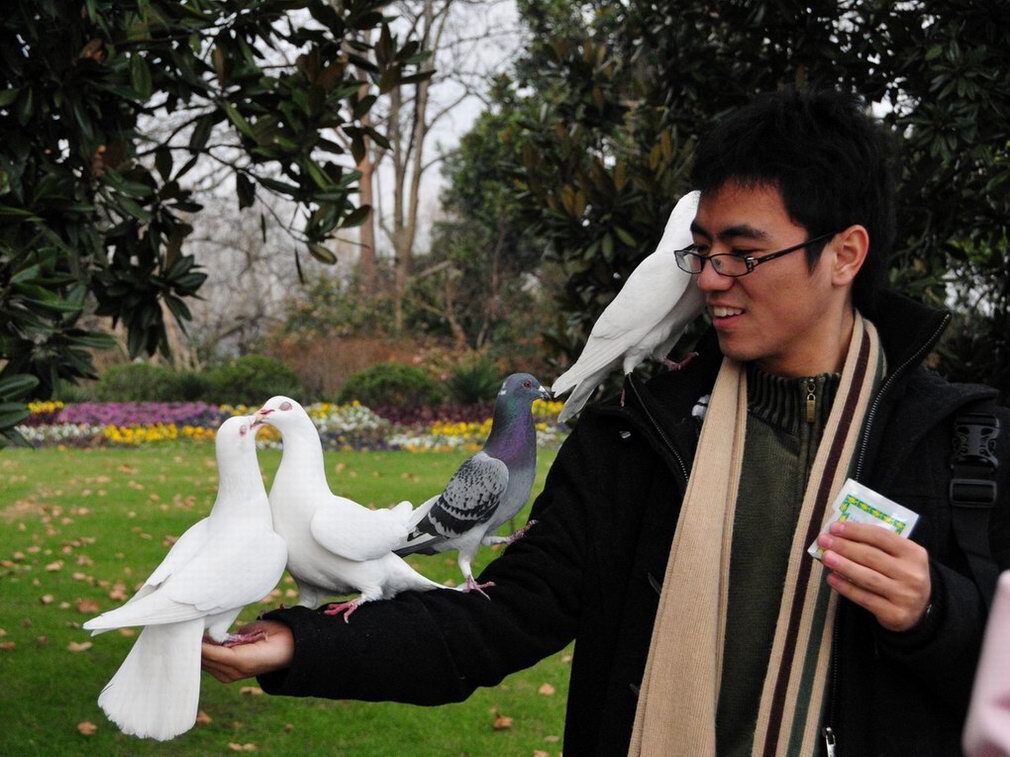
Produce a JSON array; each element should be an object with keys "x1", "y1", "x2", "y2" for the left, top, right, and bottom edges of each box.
[{"x1": 827, "y1": 521, "x2": 914, "y2": 556}]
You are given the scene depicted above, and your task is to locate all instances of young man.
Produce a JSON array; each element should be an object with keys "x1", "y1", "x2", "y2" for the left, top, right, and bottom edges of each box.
[{"x1": 203, "y1": 90, "x2": 1010, "y2": 755}]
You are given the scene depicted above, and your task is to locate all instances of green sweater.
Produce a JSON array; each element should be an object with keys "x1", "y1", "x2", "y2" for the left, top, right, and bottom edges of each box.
[{"x1": 716, "y1": 365, "x2": 840, "y2": 756}]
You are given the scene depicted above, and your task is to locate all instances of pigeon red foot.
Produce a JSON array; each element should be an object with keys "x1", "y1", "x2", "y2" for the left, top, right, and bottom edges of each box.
[{"x1": 462, "y1": 576, "x2": 495, "y2": 600}]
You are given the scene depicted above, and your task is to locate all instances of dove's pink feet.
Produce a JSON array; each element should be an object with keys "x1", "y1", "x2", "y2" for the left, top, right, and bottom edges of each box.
[
  {"x1": 203, "y1": 630, "x2": 267, "y2": 648},
  {"x1": 463, "y1": 575, "x2": 495, "y2": 599},
  {"x1": 506, "y1": 519, "x2": 538, "y2": 544},
  {"x1": 323, "y1": 599, "x2": 362, "y2": 622},
  {"x1": 663, "y1": 351, "x2": 698, "y2": 372}
]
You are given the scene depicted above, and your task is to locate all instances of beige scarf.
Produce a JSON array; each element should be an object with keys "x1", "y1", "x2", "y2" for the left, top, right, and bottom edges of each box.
[{"x1": 628, "y1": 313, "x2": 883, "y2": 756}]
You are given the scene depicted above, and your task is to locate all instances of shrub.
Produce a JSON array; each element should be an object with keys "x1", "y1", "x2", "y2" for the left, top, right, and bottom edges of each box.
[
  {"x1": 205, "y1": 355, "x2": 302, "y2": 405},
  {"x1": 94, "y1": 363, "x2": 178, "y2": 402},
  {"x1": 447, "y1": 356, "x2": 502, "y2": 405},
  {"x1": 337, "y1": 363, "x2": 442, "y2": 410}
]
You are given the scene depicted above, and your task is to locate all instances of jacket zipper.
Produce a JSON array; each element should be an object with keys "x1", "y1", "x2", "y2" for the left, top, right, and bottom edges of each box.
[
  {"x1": 626, "y1": 377, "x2": 690, "y2": 485},
  {"x1": 824, "y1": 311, "x2": 950, "y2": 753}
]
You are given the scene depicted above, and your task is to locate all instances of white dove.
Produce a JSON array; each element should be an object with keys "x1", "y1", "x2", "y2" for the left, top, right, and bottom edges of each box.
[
  {"x1": 82, "y1": 415, "x2": 287, "y2": 741},
  {"x1": 551, "y1": 190, "x2": 705, "y2": 423},
  {"x1": 254, "y1": 396, "x2": 444, "y2": 621}
]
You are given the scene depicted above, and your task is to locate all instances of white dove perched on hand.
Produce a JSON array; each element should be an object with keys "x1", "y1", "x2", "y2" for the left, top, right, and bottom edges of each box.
[
  {"x1": 551, "y1": 190, "x2": 705, "y2": 423},
  {"x1": 394, "y1": 373, "x2": 551, "y2": 598},
  {"x1": 254, "y1": 396, "x2": 444, "y2": 620},
  {"x1": 82, "y1": 415, "x2": 287, "y2": 741}
]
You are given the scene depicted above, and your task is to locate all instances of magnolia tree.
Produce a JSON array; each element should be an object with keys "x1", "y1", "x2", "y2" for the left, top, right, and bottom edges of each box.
[{"x1": 0, "y1": 0, "x2": 431, "y2": 444}]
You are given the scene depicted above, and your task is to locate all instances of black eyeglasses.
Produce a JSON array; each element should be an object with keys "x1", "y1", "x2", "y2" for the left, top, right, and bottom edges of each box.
[{"x1": 674, "y1": 231, "x2": 838, "y2": 278}]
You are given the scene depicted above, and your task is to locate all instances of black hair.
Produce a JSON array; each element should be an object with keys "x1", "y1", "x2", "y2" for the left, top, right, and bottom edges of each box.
[{"x1": 689, "y1": 88, "x2": 896, "y2": 317}]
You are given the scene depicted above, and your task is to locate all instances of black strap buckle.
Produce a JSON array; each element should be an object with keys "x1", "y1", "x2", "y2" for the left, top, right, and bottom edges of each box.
[
  {"x1": 951, "y1": 412, "x2": 1000, "y2": 468},
  {"x1": 949, "y1": 477, "x2": 997, "y2": 508}
]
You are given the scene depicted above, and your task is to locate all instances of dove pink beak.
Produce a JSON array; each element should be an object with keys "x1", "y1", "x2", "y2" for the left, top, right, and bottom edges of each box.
[{"x1": 251, "y1": 407, "x2": 273, "y2": 428}]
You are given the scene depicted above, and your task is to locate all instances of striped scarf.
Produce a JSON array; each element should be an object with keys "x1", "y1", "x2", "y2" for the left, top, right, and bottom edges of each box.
[{"x1": 628, "y1": 313, "x2": 883, "y2": 756}]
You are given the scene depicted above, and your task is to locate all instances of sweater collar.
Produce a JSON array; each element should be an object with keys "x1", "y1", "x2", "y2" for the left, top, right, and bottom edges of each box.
[{"x1": 746, "y1": 365, "x2": 841, "y2": 432}]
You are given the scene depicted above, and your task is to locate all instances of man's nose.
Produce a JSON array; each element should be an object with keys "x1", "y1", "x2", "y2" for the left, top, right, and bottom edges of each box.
[{"x1": 696, "y1": 259, "x2": 732, "y2": 292}]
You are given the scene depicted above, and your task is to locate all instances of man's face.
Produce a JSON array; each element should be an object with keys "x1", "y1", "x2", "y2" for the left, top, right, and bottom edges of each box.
[{"x1": 691, "y1": 180, "x2": 851, "y2": 377}]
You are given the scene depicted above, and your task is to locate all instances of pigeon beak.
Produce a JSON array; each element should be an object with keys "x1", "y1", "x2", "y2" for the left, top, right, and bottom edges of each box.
[
  {"x1": 252, "y1": 407, "x2": 273, "y2": 427},
  {"x1": 538, "y1": 385, "x2": 552, "y2": 401}
]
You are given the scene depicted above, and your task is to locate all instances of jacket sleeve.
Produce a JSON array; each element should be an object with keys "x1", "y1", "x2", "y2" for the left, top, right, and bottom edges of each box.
[
  {"x1": 874, "y1": 404, "x2": 1010, "y2": 709},
  {"x1": 256, "y1": 422, "x2": 605, "y2": 704}
]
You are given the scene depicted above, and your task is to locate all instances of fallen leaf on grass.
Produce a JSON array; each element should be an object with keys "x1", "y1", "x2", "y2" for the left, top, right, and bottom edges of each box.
[
  {"x1": 36, "y1": 636, "x2": 48, "y2": 646},
  {"x1": 45, "y1": 560, "x2": 64, "y2": 572},
  {"x1": 118, "y1": 628, "x2": 136, "y2": 637},
  {"x1": 561, "y1": 654, "x2": 573, "y2": 663},
  {"x1": 228, "y1": 743, "x2": 258, "y2": 752},
  {"x1": 77, "y1": 721, "x2": 98, "y2": 736},
  {"x1": 493, "y1": 715, "x2": 514, "y2": 731},
  {"x1": 240, "y1": 686, "x2": 263, "y2": 696},
  {"x1": 533, "y1": 751, "x2": 550, "y2": 757},
  {"x1": 40, "y1": 594, "x2": 54, "y2": 605},
  {"x1": 108, "y1": 583, "x2": 128, "y2": 601},
  {"x1": 12, "y1": 551, "x2": 25, "y2": 561},
  {"x1": 544, "y1": 735, "x2": 561, "y2": 743},
  {"x1": 67, "y1": 641, "x2": 92, "y2": 652},
  {"x1": 196, "y1": 711, "x2": 213, "y2": 725},
  {"x1": 0, "y1": 641, "x2": 15, "y2": 651},
  {"x1": 538, "y1": 683, "x2": 556, "y2": 696},
  {"x1": 0, "y1": 628, "x2": 6, "y2": 636},
  {"x1": 76, "y1": 598, "x2": 100, "y2": 614},
  {"x1": 284, "y1": 724, "x2": 294, "y2": 733}
]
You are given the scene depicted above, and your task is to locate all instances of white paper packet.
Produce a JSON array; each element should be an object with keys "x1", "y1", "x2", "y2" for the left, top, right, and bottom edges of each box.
[{"x1": 808, "y1": 478, "x2": 920, "y2": 561}]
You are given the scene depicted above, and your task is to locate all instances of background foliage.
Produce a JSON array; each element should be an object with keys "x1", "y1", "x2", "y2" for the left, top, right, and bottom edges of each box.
[
  {"x1": 0, "y1": 0, "x2": 431, "y2": 443},
  {"x1": 451, "y1": 0, "x2": 1009, "y2": 397}
]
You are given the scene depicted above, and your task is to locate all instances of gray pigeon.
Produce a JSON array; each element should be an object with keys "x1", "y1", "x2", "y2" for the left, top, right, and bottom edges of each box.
[{"x1": 395, "y1": 373, "x2": 550, "y2": 597}]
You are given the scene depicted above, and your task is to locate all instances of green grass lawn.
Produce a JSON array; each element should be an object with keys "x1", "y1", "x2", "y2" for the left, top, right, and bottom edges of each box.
[{"x1": 0, "y1": 444, "x2": 567, "y2": 756}]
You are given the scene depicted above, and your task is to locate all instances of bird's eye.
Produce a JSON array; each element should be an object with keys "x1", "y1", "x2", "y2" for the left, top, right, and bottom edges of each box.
[
  {"x1": 239, "y1": 425, "x2": 248, "y2": 436},
  {"x1": 522, "y1": 380, "x2": 532, "y2": 389},
  {"x1": 280, "y1": 401, "x2": 292, "y2": 411}
]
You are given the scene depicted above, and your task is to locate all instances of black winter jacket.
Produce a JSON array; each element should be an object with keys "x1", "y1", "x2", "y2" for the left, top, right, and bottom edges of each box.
[{"x1": 260, "y1": 292, "x2": 1010, "y2": 757}]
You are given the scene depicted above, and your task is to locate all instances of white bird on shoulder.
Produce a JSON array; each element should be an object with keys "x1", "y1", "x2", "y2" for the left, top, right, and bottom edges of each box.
[
  {"x1": 551, "y1": 190, "x2": 705, "y2": 423},
  {"x1": 253, "y1": 395, "x2": 444, "y2": 621},
  {"x1": 82, "y1": 415, "x2": 287, "y2": 741}
]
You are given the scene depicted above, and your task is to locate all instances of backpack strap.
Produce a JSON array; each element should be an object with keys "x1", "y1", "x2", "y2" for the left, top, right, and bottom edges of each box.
[{"x1": 949, "y1": 401, "x2": 1001, "y2": 611}]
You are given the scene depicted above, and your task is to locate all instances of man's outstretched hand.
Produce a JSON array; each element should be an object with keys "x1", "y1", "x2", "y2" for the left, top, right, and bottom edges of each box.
[
  {"x1": 817, "y1": 520, "x2": 932, "y2": 633},
  {"x1": 202, "y1": 620, "x2": 294, "y2": 683}
]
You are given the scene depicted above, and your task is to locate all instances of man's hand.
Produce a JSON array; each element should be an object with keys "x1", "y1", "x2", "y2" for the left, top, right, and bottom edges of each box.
[
  {"x1": 817, "y1": 521, "x2": 931, "y2": 632},
  {"x1": 201, "y1": 620, "x2": 294, "y2": 683}
]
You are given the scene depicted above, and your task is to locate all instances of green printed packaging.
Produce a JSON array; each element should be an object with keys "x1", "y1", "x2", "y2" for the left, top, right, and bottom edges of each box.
[{"x1": 808, "y1": 478, "x2": 920, "y2": 562}]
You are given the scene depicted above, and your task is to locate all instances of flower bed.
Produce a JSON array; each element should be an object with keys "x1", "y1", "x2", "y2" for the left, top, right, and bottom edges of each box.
[{"x1": 16, "y1": 399, "x2": 569, "y2": 452}]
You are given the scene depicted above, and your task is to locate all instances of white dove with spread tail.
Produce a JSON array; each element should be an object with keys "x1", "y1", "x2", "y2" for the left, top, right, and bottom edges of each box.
[
  {"x1": 254, "y1": 396, "x2": 444, "y2": 620},
  {"x1": 82, "y1": 416, "x2": 287, "y2": 741},
  {"x1": 394, "y1": 373, "x2": 550, "y2": 597},
  {"x1": 551, "y1": 191, "x2": 705, "y2": 423}
]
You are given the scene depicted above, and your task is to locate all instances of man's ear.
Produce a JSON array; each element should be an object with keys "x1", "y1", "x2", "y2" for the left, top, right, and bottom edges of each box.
[{"x1": 831, "y1": 225, "x2": 869, "y2": 287}]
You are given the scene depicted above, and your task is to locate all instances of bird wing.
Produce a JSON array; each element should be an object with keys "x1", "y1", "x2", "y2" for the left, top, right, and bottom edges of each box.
[
  {"x1": 399, "y1": 452, "x2": 508, "y2": 554},
  {"x1": 309, "y1": 494, "x2": 413, "y2": 562},
  {"x1": 84, "y1": 526, "x2": 287, "y2": 631},
  {"x1": 122, "y1": 517, "x2": 212, "y2": 606}
]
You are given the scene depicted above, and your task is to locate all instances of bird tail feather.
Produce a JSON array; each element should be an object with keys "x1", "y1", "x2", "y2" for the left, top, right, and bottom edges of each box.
[
  {"x1": 96, "y1": 619, "x2": 203, "y2": 741},
  {"x1": 557, "y1": 378, "x2": 601, "y2": 424}
]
